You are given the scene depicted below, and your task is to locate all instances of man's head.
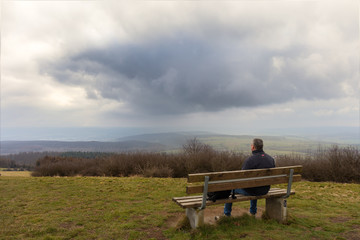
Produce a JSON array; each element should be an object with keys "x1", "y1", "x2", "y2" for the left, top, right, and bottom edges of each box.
[{"x1": 251, "y1": 138, "x2": 263, "y2": 151}]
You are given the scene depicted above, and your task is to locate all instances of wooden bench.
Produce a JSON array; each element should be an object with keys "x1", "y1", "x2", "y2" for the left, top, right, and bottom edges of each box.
[{"x1": 173, "y1": 165, "x2": 302, "y2": 228}]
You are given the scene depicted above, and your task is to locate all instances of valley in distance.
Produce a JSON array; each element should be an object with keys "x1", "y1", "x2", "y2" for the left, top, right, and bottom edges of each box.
[{"x1": 1, "y1": 126, "x2": 359, "y2": 156}]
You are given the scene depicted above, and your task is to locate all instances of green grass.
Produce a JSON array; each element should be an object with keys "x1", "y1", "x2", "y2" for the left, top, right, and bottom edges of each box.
[
  {"x1": 1, "y1": 176, "x2": 359, "y2": 239},
  {"x1": 183, "y1": 182, "x2": 360, "y2": 240}
]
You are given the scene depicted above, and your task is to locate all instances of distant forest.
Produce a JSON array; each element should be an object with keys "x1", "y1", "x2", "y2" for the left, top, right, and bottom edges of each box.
[{"x1": 0, "y1": 152, "x2": 112, "y2": 170}]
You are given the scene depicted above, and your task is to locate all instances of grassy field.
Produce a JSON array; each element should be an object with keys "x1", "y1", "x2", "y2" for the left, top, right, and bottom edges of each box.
[
  {"x1": 1, "y1": 175, "x2": 359, "y2": 240},
  {"x1": 197, "y1": 135, "x2": 352, "y2": 156}
]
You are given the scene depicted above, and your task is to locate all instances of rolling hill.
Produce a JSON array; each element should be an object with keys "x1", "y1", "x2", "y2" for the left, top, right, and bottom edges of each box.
[{"x1": 1, "y1": 131, "x2": 358, "y2": 155}]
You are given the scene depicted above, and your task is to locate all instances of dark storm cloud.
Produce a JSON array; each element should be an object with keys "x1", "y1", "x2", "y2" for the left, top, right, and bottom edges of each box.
[{"x1": 43, "y1": 34, "x2": 350, "y2": 115}]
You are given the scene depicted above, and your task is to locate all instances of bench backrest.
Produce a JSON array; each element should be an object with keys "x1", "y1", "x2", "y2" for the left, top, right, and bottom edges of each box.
[{"x1": 186, "y1": 165, "x2": 302, "y2": 194}]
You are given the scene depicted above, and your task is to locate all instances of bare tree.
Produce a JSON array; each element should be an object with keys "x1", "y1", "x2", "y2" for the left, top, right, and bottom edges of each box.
[{"x1": 182, "y1": 137, "x2": 213, "y2": 155}]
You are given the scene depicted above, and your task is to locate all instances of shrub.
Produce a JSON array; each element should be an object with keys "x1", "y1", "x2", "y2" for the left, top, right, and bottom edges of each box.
[
  {"x1": 143, "y1": 166, "x2": 174, "y2": 178},
  {"x1": 31, "y1": 143, "x2": 360, "y2": 184},
  {"x1": 0, "y1": 158, "x2": 17, "y2": 168},
  {"x1": 276, "y1": 145, "x2": 360, "y2": 183}
]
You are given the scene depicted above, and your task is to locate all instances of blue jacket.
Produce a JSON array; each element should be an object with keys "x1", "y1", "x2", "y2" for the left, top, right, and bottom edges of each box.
[{"x1": 242, "y1": 150, "x2": 275, "y2": 195}]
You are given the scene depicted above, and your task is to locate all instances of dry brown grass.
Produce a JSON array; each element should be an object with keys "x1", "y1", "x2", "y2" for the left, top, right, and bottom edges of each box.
[{"x1": 0, "y1": 170, "x2": 31, "y2": 177}]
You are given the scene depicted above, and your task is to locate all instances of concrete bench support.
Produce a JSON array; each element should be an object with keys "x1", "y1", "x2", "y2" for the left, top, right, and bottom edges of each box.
[
  {"x1": 265, "y1": 197, "x2": 287, "y2": 223},
  {"x1": 186, "y1": 208, "x2": 204, "y2": 229}
]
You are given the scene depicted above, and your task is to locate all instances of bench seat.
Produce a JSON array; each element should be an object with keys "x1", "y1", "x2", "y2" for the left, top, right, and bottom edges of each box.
[{"x1": 173, "y1": 188, "x2": 295, "y2": 209}]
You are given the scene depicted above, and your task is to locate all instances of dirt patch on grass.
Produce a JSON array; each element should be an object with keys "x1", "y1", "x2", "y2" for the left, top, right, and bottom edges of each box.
[
  {"x1": 352, "y1": 224, "x2": 360, "y2": 230},
  {"x1": 330, "y1": 216, "x2": 352, "y2": 223},
  {"x1": 341, "y1": 229, "x2": 360, "y2": 240},
  {"x1": 333, "y1": 220, "x2": 360, "y2": 240},
  {"x1": 166, "y1": 212, "x2": 184, "y2": 228},
  {"x1": 144, "y1": 226, "x2": 168, "y2": 240},
  {"x1": 313, "y1": 227, "x2": 323, "y2": 231},
  {"x1": 205, "y1": 206, "x2": 264, "y2": 225},
  {"x1": 167, "y1": 205, "x2": 265, "y2": 227}
]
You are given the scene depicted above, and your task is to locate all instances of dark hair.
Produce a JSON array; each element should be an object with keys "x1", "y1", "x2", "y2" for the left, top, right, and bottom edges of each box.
[{"x1": 252, "y1": 138, "x2": 263, "y2": 151}]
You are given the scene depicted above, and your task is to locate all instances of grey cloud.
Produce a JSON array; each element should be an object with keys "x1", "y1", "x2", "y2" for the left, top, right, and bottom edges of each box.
[{"x1": 43, "y1": 34, "x2": 354, "y2": 115}]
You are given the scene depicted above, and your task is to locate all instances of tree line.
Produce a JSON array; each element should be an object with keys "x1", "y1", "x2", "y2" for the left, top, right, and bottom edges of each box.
[{"x1": 29, "y1": 139, "x2": 360, "y2": 183}]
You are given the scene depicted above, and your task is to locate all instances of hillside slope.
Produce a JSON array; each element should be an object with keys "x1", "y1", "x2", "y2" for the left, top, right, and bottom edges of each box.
[{"x1": 1, "y1": 131, "x2": 356, "y2": 155}]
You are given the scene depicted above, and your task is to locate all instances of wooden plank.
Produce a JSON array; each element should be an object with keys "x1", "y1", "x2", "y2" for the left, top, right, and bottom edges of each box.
[
  {"x1": 182, "y1": 191, "x2": 295, "y2": 208},
  {"x1": 172, "y1": 190, "x2": 295, "y2": 208},
  {"x1": 172, "y1": 195, "x2": 202, "y2": 201},
  {"x1": 175, "y1": 189, "x2": 295, "y2": 209},
  {"x1": 172, "y1": 188, "x2": 286, "y2": 204},
  {"x1": 188, "y1": 165, "x2": 302, "y2": 183},
  {"x1": 186, "y1": 174, "x2": 301, "y2": 194},
  {"x1": 174, "y1": 188, "x2": 289, "y2": 205},
  {"x1": 174, "y1": 188, "x2": 287, "y2": 203},
  {"x1": 176, "y1": 191, "x2": 294, "y2": 208}
]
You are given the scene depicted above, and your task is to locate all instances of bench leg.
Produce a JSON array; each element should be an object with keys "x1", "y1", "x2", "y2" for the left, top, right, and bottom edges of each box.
[
  {"x1": 186, "y1": 208, "x2": 204, "y2": 229},
  {"x1": 265, "y1": 198, "x2": 287, "y2": 223}
]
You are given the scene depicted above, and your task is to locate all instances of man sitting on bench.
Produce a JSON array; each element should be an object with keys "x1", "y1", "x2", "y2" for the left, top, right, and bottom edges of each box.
[{"x1": 223, "y1": 138, "x2": 275, "y2": 217}]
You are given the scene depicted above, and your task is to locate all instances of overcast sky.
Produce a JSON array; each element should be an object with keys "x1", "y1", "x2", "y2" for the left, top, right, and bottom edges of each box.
[{"x1": 1, "y1": 1, "x2": 359, "y2": 139}]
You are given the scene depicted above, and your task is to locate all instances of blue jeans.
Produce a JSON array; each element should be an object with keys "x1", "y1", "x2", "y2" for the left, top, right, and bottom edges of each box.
[{"x1": 224, "y1": 189, "x2": 257, "y2": 216}]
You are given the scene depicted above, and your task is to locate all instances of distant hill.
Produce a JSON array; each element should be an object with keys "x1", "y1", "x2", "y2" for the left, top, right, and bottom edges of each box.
[
  {"x1": 117, "y1": 131, "x2": 213, "y2": 148},
  {"x1": 1, "y1": 131, "x2": 358, "y2": 155},
  {"x1": 118, "y1": 132, "x2": 357, "y2": 155}
]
